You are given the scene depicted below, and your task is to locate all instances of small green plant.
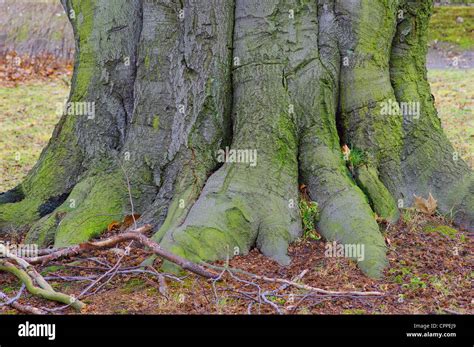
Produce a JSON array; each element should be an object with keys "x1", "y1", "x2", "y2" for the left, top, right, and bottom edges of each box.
[
  {"x1": 341, "y1": 145, "x2": 367, "y2": 172},
  {"x1": 404, "y1": 276, "x2": 427, "y2": 290},
  {"x1": 401, "y1": 209, "x2": 415, "y2": 223},
  {"x1": 389, "y1": 266, "x2": 412, "y2": 284},
  {"x1": 423, "y1": 224, "x2": 458, "y2": 239},
  {"x1": 268, "y1": 296, "x2": 286, "y2": 305},
  {"x1": 429, "y1": 276, "x2": 449, "y2": 295},
  {"x1": 299, "y1": 199, "x2": 320, "y2": 240},
  {"x1": 348, "y1": 148, "x2": 367, "y2": 168}
]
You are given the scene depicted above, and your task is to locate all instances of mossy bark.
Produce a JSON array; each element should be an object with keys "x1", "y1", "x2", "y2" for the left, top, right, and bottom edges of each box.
[
  {"x1": 389, "y1": 0, "x2": 473, "y2": 230},
  {"x1": 1, "y1": 0, "x2": 471, "y2": 279}
]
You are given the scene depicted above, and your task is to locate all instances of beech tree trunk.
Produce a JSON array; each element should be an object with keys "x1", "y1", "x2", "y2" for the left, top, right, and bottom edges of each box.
[{"x1": 1, "y1": 0, "x2": 472, "y2": 278}]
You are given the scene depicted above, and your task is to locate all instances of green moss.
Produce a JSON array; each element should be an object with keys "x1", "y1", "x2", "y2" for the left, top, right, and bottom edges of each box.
[
  {"x1": 152, "y1": 185, "x2": 197, "y2": 243},
  {"x1": 53, "y1": 172, "x2": 127, "y2": 246},
  {"x1": 144, "y1": 53, "x2": 150, "y2": 69},
  {"x1": 355, "y1": 166, "x2": 399, "y2": 222},
  {"x1": 41, "y1": 265, "x2": 65, "y2": 274},
  {"x1": 71, "y1": 0, "x2": 96, "y2": 100},
  {"x1": 152, "y1": 115, "x2": 160, "y2": 130},
  {"x1": 428, "y1": 6, "x2": 474, "y2": 50},
  {"x1": 423, "y1": 224, "x2": 458, "y2": 239},
  {"x1": 25, "y1": 213, "x2": 59, "y2": 247},
  {"x1": 274, "y1": 113, "x2": 298, "y2": 170},
  {"x1": 0, "y1": 197, "x2": 41, "y2": 229},
  {"x1": 121, "y1": 278, "x2": 147, "y2": 293}
]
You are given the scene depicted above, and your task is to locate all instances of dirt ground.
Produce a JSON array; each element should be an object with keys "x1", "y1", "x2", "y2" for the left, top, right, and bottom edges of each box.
[{"x1": 0, "y1": 211, "x2": 471, "y2": 315}]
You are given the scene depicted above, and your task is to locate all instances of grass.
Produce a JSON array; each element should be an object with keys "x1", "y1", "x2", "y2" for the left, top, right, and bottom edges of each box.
[
  {"x1": 299, "y1": 199, "x2": 320, "y2": 240},
  {"x1": 0, "y1": 81, "x2": 69, "y2": 192},
  {"x1": 428, "y1": 69, "x2": 474, "y2": 168},
  {"x1": 428, "y1": 6, "x2": 474, "y2": 50}
]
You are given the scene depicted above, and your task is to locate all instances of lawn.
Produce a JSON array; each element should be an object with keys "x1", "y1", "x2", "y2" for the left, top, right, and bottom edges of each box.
[
  {"x1": 0, "y1": 81, "x2": 69, "y2": 191},
  {"x1": 428, "y1": 68, "x2": 474, "y2": 168},
  {"x1": 428, "y1": 6, "x2": 474, "y2": 50}
]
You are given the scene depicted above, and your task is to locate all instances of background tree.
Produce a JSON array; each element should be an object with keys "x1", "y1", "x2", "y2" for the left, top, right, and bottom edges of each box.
[{"x1": 1, "y1": 0, "x2": 472, "y2": 278}]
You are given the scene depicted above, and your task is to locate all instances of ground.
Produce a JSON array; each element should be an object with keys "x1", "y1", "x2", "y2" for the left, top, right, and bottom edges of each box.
[
  {"x1": 0, "y1": 5, "x2": 473, "y2": 315},
  {"x1": 0, "y1": 212, "x2": 471, "y2": 314}
]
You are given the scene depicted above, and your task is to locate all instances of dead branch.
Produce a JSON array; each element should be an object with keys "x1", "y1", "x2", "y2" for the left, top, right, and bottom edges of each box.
[
  {"x1": 0, "y1": 288, "x2": 47, "y2": 315},
  {"x1": 0, "y1": 259, "x2": 84, "y2": 311},
  {"x1": 26, "y1": 225, "x2": 217, "y2": 279},
  {"x1": 203, "y1": 263, "x2": 384, "y2": 297}
]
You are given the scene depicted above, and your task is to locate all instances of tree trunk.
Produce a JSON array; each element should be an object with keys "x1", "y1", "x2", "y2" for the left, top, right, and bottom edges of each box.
[{"x1": 1, "y1": 0, "x2": 472, "y2": 278}]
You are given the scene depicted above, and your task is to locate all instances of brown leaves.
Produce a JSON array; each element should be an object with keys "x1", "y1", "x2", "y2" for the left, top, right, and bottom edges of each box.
[
  {"x1": 123, "y1": 214, "x2": 141, "y2": 228},
  {"x1": 107, "y1": 221, "x2": 121, "y2": 232},
  {"x1": 341, "y1": 144, "x2": 351, "y2": 160},
  {"x1": 0, "y1": 50, "x2": 72, "y2": 86},
  {"x1": 299, "y1": 184, "x2": 310, "y2": 202},
  {"x1": 413, "y1": 193, "x2": 438, "y2": 215},
  {"x1": 106, "y1": 214, "x2": 141, "y2": 232}
]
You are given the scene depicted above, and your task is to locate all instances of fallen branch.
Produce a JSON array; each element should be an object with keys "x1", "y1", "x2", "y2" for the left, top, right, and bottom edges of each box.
[
  {"x1": 0, "y1": 260, "x2": 84, "y2": 311},
  {"x1": 26, "y1": 225, "x2": 217, "y2": 279},
  {"x1": 203, "y1": 263, "x2": 384, "y2": 297},
  {"x1": 0, "y1": 289, "x2": 47, "y2": 315}
]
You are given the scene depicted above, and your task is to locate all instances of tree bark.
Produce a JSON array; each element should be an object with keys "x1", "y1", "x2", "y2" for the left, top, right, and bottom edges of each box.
[{"x1": 1, "y1": 0, "x2": 471, "y2": 278}]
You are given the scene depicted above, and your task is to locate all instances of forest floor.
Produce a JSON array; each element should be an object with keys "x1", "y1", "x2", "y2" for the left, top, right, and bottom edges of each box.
[
  {"x1": 0, "y1": 211, "x2": 471, "y2": 315},
  {"x1": 0, "y1": 5, "x2": 473, "y2": 315}
]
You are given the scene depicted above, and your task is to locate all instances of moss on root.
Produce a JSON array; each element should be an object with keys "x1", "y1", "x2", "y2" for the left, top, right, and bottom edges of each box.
[
  {"x1": 355, "y1": 166, "x2": 399, "y2": 223},
  {"x1": 22, "y1": 170, "x2": 129, "y2": 247},
  {"x1": 53, "y1": 172, "x2": 128, "y2": 246},
  {"x1": 0, "y1": 115, "x2": 82, "y2": 231}
]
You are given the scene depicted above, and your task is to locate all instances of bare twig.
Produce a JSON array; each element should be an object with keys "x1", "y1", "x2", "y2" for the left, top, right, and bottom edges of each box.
[
  {"x1": 203, "y1": 263, "x2": 383, "y2": 297},
  {"x1": 25, "y1": 226, "x2": 217, "y2": 279},
  {"x1": 0, "y1": 287, "x2": 47, "y2": 315}
]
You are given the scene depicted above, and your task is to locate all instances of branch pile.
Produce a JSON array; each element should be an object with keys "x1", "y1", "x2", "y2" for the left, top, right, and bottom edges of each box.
[{"x1": 0, "y1": 225, "x2": 384, "y2": 314}]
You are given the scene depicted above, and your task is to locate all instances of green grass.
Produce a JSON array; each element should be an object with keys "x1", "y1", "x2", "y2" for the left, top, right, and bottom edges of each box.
[
  {"x1": 428, "y1": 69, "x2": 474, "y2": 168},
  {"x1": 299, "y1": 199, "x2": 320, "y2": 240},
  {"x1": 347, "y1": 147, "x2": 367, "y2": 168},
  {"x1": 428, "y1": 6, "x2": 474, "y2": 50},
  {"x1": 0, "y1": 81, "x2": 69, "y2": 192}
]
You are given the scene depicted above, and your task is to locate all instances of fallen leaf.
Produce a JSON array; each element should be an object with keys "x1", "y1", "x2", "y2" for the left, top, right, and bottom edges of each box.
[
  {"x1": 413, "y1": 193, "x2": 437, "y2": 215},
  {"x1": 122, "y1": 214, "x2": 141, "y2": 228},
  {"x1": 342, "y1": 144, "x2": 351, "y2": 160},
  {"x1": 107, "y1": 221, "x2": 120, "y2": 232}
]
